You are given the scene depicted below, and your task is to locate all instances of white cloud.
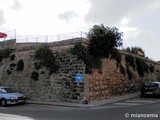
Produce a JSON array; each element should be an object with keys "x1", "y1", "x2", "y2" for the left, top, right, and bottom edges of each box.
[
  {"x1": 0, "y1": 10, "x2": 5, "y2": 27},
  {"x1": 121, "y1": 26, "x2": 139, "y2": 39},
  {"x1": 118, "y1": 18, "x2": 139, "y2": 43},
  {"x1": 0, "y1": 0, "x2": 22, "y2": 31},
  {"x1": 85, "y1": 0, "x2": 155, "y2": 25},
  {"x1": 10, "y1": 0, "x2": 22, "y2": 12},
  {"x1": 120, "y1": 18, "x2": 129, "y2": 25},
  {"x1": 58, "y1": 11, "x2": 78, "y2": 23}
]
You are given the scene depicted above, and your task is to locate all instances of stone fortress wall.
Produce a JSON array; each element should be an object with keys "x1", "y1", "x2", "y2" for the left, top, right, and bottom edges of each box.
[{"x1": 0, "y1": 38, "x2": 160, "y2": 103}]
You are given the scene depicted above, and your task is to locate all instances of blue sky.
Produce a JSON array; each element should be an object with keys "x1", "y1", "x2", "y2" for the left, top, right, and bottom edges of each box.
[{"x1": 0, "y1": 0, "x2": 160, "y2": 61}]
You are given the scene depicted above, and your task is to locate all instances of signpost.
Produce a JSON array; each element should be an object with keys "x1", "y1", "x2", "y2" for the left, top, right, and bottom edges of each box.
[{"x1": 75, "y1": 73, "x2": 83, "y2": 83}]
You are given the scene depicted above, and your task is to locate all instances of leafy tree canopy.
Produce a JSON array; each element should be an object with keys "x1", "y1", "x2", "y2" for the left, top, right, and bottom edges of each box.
[{"x1": 87, "y1": 24, "x2": 123, "y2": 57}]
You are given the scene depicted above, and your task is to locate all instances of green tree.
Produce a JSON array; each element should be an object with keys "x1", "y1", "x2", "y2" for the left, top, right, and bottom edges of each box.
[{"x1": 87, "y1": 24, "x2": 123, "y2": 57}]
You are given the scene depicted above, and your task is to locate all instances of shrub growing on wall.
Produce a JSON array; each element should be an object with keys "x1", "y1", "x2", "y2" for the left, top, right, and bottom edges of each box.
[
  {"x1": 34, "y1": 62, "x2": 41, "y2": 70},
  {"x1": 71, "y1": 43, "x2": 101, "y2": 74},
  {"x1": 119, "y1": 64, "x2": 125, "y2": 76},
  {"x1": 149, "y1": 64, "x2": 155, "y2": 73},
  {"x1": 16, "y1": 59, "x2": 24, "y2": 71},
  {"x1": 10, "y1": 54, "x2": 15, "y2": 61},
  {"x1": 34, "y1": 45, "x2": 59, "y2": 75},
  {"x1": 111, "y1": 48, "x2": 122, "y2": 64},
  {"x1": 0, "y1": 48, "x2": 12, "y2": 62},
  {"x1": 135, "y1": 58, "x2": 149, "y2": 76},
  {"x1": 6, "y1": 69, "x2": 12, "y2": 75},
  {"x1": 31, "y1": 71, "x2": 39, "y2": 81},
  {"x1": 125, "y1": 55, "x2": 136, "y2": 70},
  {"x1": 10, "y1": 63, "x2": 16, "y2": 70},
  {"x1": 126, "y1": 66, "x2": 133, "y2": 80},
  {"x1": 156, "y1": 69, "x2": 160, "y2": 73}
]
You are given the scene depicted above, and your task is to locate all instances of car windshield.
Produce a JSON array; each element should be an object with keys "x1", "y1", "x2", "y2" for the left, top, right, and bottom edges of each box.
[
  {"x1": 144, "y1": 83, "x2": 158, "y2": 87},
  {"x1": 2, "y1": 88, "x2": 16, "y2": 93}
]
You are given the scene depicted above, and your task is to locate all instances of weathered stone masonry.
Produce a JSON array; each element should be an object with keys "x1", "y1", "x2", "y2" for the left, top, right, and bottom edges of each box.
[
  {"x1": 84, "y1": 54, "x2": 160, "y2": 103},
  {"x1": 0, "y1": 42, "x2": 85, "y2": 103},
  {"x1": 0, "y1": 39, "x2": 160, "y2": 103}
]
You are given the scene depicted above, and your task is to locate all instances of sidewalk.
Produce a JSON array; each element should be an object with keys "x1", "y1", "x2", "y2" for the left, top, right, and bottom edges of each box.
[{"x1": 26, "y1": 92, "x2": 140, "y2": 108}]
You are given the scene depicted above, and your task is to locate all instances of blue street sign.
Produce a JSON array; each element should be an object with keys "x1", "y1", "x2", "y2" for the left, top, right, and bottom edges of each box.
[{"x1": 75, "y1": 73, "x2": 83, "y2": 83}]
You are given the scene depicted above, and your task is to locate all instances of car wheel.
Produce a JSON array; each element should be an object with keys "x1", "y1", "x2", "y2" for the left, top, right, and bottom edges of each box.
[
  {"x1": 141, "y1": 92, "x2": 146, "y2": 97},
  {"x1": 1, "y1": 99, "x2": 7, "y2": 107}
]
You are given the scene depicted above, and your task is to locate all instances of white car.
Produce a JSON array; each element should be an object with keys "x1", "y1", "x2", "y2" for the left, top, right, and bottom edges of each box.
[{"x1": 0, "y1": 86, "x2": 26, "y2": 106}]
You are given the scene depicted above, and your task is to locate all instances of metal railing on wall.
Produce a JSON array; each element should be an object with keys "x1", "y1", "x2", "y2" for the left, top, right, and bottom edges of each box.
[{"x1": 16, "y1": 31, "x2": 87, "y2": 43}]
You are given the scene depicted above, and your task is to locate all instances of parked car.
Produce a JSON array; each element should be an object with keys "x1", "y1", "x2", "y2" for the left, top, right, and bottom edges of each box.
[
  {"x1": 0, "y1": 86, "x2": 26, "y2": 106},
  {"x1": 141, "y1": 82, "x2": 160, "y2": 97}
]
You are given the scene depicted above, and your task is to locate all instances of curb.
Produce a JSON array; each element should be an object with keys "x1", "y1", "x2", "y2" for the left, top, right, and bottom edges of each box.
[
  {"x1": 26, "y1": 92, "x2": 140, "y2": 108},
  {"x1": 87, "y1": 92, "x2": 141, "y2": 107}
]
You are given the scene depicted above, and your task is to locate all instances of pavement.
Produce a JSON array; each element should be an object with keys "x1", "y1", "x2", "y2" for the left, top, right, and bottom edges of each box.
[{"x1": 26, "y1": 92, "x2": 141, "y2": 108}]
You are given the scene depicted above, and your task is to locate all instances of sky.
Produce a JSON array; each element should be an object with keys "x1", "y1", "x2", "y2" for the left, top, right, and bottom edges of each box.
[{"x1": 0, "y1": 0, "x2": 160, "y2": 61}]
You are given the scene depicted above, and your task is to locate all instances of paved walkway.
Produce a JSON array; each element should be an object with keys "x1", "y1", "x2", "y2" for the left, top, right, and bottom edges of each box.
[
  {"x1": 27, "y1": 92, "x2": 141, "y2": 108},
  {"x1": 93, "y1": 96, "x2": 160, "y2": 109}
]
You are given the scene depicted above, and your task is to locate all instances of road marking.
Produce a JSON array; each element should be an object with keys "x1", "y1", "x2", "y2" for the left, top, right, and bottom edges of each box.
[{"x1": 0, "y1": 113, "x2": 34, "y2": 120}]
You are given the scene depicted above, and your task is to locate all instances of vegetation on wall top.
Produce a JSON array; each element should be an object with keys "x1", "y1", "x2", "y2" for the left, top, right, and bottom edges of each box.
[
  {"x1": 87, "y1": 24, "x2": 123, "y2": 58},
  {"x1": 71, "y1": 24, "x2": 123, "y2": 74},
  {"x1": 124, "y1": 47, "x2": 145, "y2": 57}
]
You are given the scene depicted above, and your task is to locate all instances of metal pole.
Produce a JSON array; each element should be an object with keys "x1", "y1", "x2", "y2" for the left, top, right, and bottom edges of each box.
[
  {"x1": 81, "y1": 31, "x2": 82, "y2": 38},
  {"x1": 4, "y1": 38, "x2": 6, "y2": 47},
  {"x1": 15, "y1": 29, "x2": 16, "y2": 40},
  {"x1": 27, "y1": 35, "x2": 28, "y2": 43},
  {"x1": 58, "y1": 35, "x2": 60, "y2": 41},
  {"x1": 14, "y1": 30, "x2": 16, "y2": 46},
  {"x1": 46, "y1": 36, "x2": 48, "y2": 43}
]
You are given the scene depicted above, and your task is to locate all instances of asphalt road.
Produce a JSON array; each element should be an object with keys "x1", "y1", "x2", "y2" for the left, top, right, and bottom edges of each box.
[{"x1": 0, "y1": 96, "x2": 160, "y2": 120}]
